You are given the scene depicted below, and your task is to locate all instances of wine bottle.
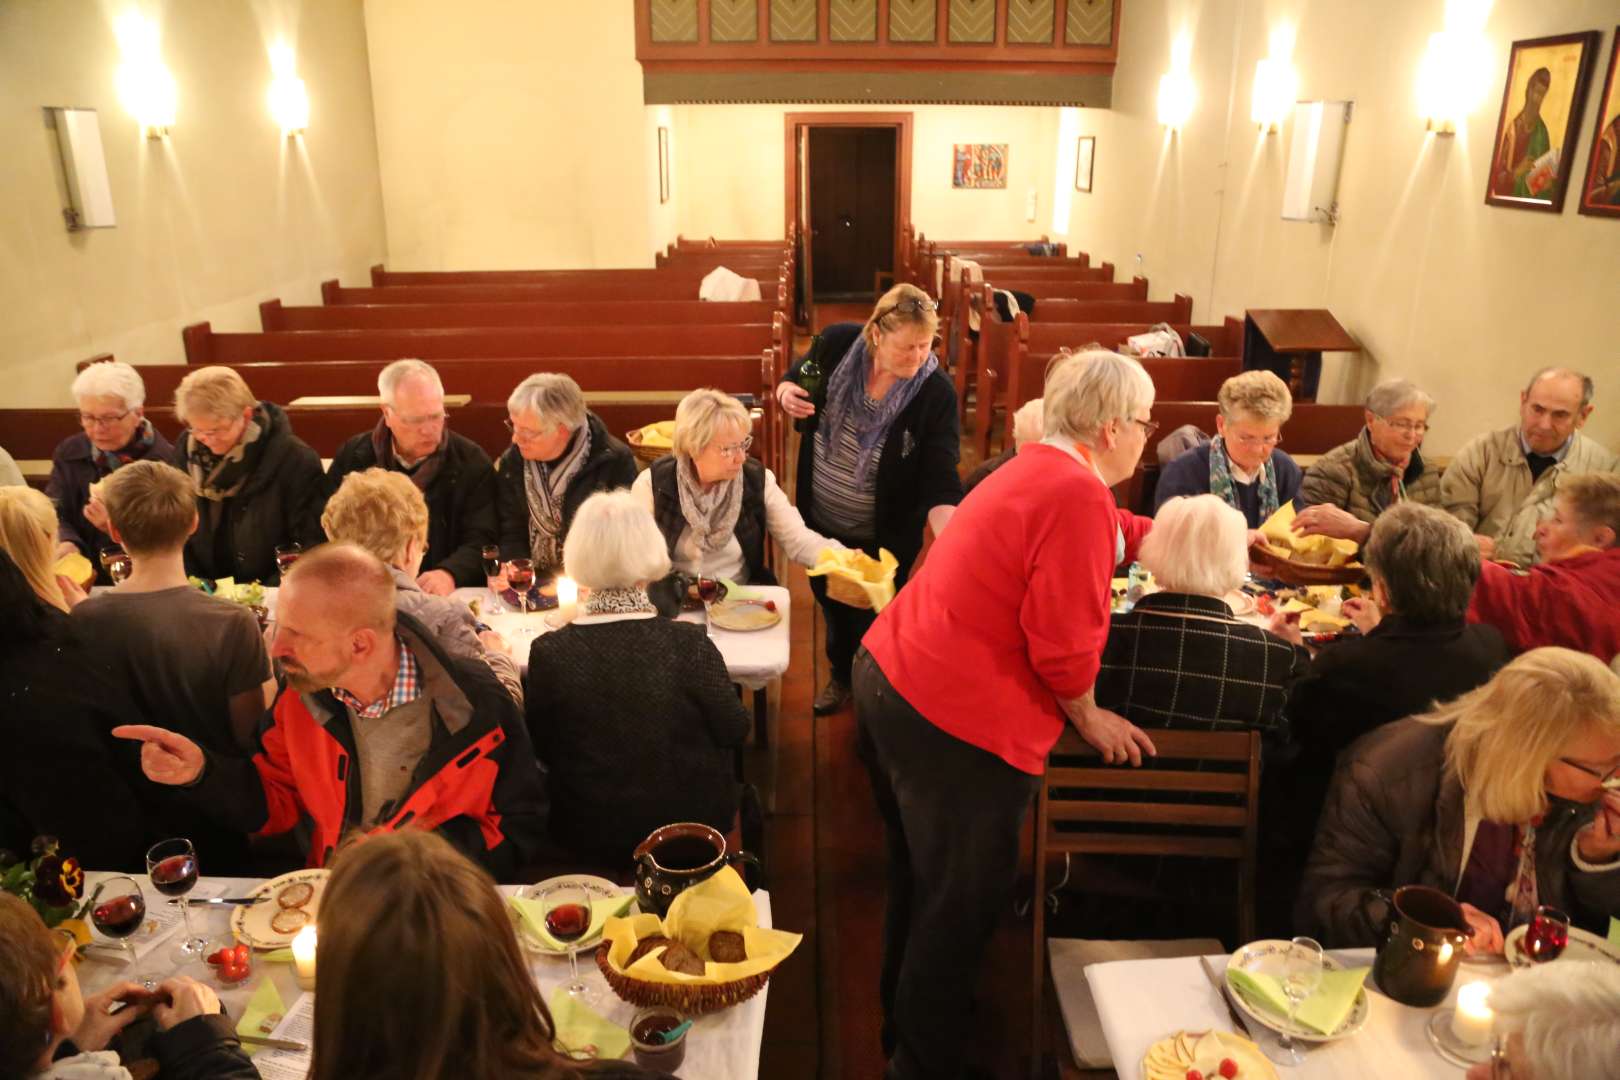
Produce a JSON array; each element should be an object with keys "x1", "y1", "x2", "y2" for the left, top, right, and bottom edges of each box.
[{"x1": 794, "y1": 339, "x2": 824, "y2": 434}]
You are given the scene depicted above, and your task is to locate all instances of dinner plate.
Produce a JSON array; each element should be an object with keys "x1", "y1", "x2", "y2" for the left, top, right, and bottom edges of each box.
[
  {"x1": 231, "y1": 868, "x2": 329, "y2": 949},
  {"x1": 1503, "y1": 924, "x2": 1620, "y2": 969},
  {"x1": 513, "y1": 874, "x2": 626, "y2": 957},
  {"x1": 1223, "y1": 590, "x2": 1257, "y2": 617},
  {"x1": 707, "y1": 598, "x2": 781, "y2": 632},
  {"x1": 1225, "y1": 941, "x2": 1369, "y2": 1042}
]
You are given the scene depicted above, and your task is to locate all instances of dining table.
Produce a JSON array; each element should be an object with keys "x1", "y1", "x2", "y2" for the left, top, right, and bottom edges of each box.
[{"x1": 75, "y1": 870, "x2": 775, "y2": 1079}]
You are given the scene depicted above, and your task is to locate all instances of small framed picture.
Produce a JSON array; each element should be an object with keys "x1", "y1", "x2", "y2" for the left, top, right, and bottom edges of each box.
[
  {"x1": 1578, "y1": 26, "x2": 1620, "y2": 218},
  {"x1": 658, "y1": 126, "x2": 670, "y2": 205},
  {"x1": 1075, "y1": 136, "x2": 1096, "y2": 193},
  {"x1": 1485, "y1": 30, "x2": 1600, "y2": 213}
]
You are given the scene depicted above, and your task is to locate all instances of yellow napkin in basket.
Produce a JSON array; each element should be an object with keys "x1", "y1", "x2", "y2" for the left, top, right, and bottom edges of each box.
[
  {"x1": 510, "y1": 894, "x2": 634, "y2": 950},
  {"x1": 602, "y1": 865, "x2": 802, "y2": 984},
  {"x1": 636, "y1": 421, "x2": 676, "y2": 448},
  {"x1": 805, "y1": 547, "x2": 899, "y2": 612},
  {"x1": 1258, "y1": 504, "x2": 1360, "y2": 568},
  {"x1": 1226, "y1": 964, "x2": 1369, "y2": 1035}
]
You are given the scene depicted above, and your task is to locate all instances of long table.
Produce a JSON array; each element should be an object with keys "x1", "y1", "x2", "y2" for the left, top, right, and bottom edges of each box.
[{"x1": 78, "y1": 871, "x2": 773, "y2": 1078}]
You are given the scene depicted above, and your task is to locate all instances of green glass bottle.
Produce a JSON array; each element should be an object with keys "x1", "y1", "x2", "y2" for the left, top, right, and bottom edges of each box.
[{"x1": 794, "y1": 339, "x2": 824, "y2": 434}]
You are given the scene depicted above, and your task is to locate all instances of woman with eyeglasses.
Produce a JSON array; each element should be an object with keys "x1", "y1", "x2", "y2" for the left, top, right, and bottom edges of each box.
[
  {"x1": 774, "y1": 283, "x2": 964, "y2": 715},
  {"x1": 494, "y1": 372, "x2": 635, "y2": 576},
  {"x1": 171, "y1": 366, "x2": 324, "y2": 585},
  {"x1": 1297, "y1": 647, "x2": 1620, "y2": 952},
  {"x1": 1292, "y1": 378, "x2": 1443, "y2": 543},
  {"x1": 632, "y1": 388, "x2": 837, "y2": 597},
  {"x1": 1154, "y1": 369, "x2": 1302, "y2": 529},
  {"x1": 47, "y1": 361, "x2": 175, "y2": 583}
]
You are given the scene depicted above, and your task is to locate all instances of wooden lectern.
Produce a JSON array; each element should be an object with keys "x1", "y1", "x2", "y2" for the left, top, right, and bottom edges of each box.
[{"x1": 1242, "y1": 310, "x2": 1360, "y2": 402}]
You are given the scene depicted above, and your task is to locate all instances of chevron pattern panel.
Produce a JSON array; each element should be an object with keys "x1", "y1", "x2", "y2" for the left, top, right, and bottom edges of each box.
[
  {"x1": 828, "y1": 0, "x2": 875, "y2": 41},
  {"x1": 770, "y1": 0, "x2": 818, "y2": 41},
  {"x1": 1006, "y1": 0, "x2": 1054, "y2": 44},
  {"x1": 1065, "y1": 0, "x2": 1113, "y2": 46},
  {"x1": 886, "y1": 0, "x2": 934, "y2": 43},
  {"x1": 709, "y1": 0, "x2": 758, "y2": 42},
  {"x1": 949, "y1": 0, "x2": 995, "y2": 44},
  {"x1": 649, "y1": 0, "x2": 698, "y2": 42}
]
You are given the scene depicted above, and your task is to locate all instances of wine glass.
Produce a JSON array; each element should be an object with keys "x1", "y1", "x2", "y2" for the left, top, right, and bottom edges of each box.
[
  {"x1": 507, "y1": 558, "x2": 535, "y2": 615},
  {"x1": 89, "y1": 876, "x2": 151, "y2": 978},
  {"x1": 482, "y1": 545, "x2": 505, "y2": 611},
  {"x1": 274, "y1": 543, "x2": 302, "y2": 574},
  {"x1": 542, "y1": 882, "x2": 597, "y2": 1003},
  {"x1": 1523, "y1": 906, "x2": 1569, "y2": 963},
  {"x1": 146, "y1": 838, "x2": 205, "y2": 961},
  {"x1": 107, "y1": 552, "x2": 133, "y2": 585},
  {"x1": 1263, "y1": 935, "x2": 1323, "y2": 1066},
  {"x1": 99, "y1": 545, "x2": 126, "y2": 583}
]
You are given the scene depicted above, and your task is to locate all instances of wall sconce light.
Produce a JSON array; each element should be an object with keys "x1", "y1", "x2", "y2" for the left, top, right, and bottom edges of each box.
[
  {"x1": 1417, "y1": 2, "x2": 1492, "y2": 135},
  {"x1": 1251, "y1": 57, "x2": 1298, "y2": 134},
  {"x1": 267, "y1": 42, "x2": 309, "y2": 137},
  {"x1": 115, "y1": 13, "x2": 177, "y2": 139},
  {"x1": 1158, "y1": 36, "x2": 1196, "y2": 131}
]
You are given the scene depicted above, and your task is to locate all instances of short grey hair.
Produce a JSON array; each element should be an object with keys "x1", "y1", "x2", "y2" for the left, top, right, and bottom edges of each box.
[
  {"x1": 672, "y1": 388, "x2": 751, "y2": 459},
  {"x1": 1218, "y1": 370, "x2": 1293, "y2": 424},
  {"x1": 71, "y1": 361, "x2": 146, "y2": 409},
  {"x1": 1364, "y1": 378, "x2": 1435, "y2": 418},
  {"x1": 507, "y1": 373, "x2": 587, "y2": 432},
  {"x1": 377, "y1": 358, "x2": 443, "y2": 405},
  {"x1": 1487, "y1": 962, "x2": 1620, "y2": 1080},
  {"x1": 563, "y1": 490, "x2": 672, "y2": 590},
  {"x1": 1043, "y1": 348, "x2": 1155, "y2": 444},
  {"x1": 1140, "y1": 495, "x2": 1249, "y2": 595},
  {"x1": 1363, "y1": 502, "x2": 1480, "y2": 623},
  {"x1": 1527, "y1": 366, "x2": 1595, "y2": 409},
  {"x1": 1011, "y1": 398, "x2": 1045, "y2": 448}
]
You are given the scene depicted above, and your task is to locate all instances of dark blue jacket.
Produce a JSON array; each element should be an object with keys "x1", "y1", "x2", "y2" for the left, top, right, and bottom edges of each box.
[
  {"x1": 1154, "y1": 442, "x2": 1303, "y2": 527},
  {"x1": 47, "y1": 426, "x2": 176, "y2": 581}
]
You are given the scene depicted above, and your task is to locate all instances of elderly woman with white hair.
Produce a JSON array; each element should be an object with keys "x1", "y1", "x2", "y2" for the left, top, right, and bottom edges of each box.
[
  {"x1": 494, "y1": 372, "x2": 635, "y2": 576},
  {"x1": 47, "y1": 361, "x2": 175, "y2": 581},
  {"x1": 963, "y1": 396, "x2": 1045, "y2": 495},
  {"x1": 631, "y1": 388, "x2": 836, "y2": 594},
  {"x1": 1155, "y1": 370, "x2": 1303, "y2": 528},
  {"x1": 525, "y1": 490, "x2": 750, "y2": 863},
  {"x1": 1294, "y1": 378, "x2": 1443, "y2": 543},
  {"x1": 1096, "y1": 495, "x2": 1308, "y2": 739},
  {"x1": 852, "y1": 347, "x2": 1160, "y2": 1080},
  {"x1": 1465, "y1": 963, "x2": 1620, "y2": 1080}
]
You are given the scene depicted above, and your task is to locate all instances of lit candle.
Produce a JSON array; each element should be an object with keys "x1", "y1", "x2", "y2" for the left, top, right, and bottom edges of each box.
[
  {"x1": 291, "y1": 924, "x2": 317, "y2": 991},
  {"x1": 1451, "y1": 980, "x2": 1493, "y2": 1046},
  {"x1": 555, "y1": 576, "x2": 579, "y2": 622}
]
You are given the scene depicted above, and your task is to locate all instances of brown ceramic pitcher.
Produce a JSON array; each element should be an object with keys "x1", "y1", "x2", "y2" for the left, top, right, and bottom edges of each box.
[
  {"x1": 1361, "y1": 884, "x2": 1474, "y2": 1007},
  {"x1": 633, "y1": 822, "x2": 760, "y2": 916}
]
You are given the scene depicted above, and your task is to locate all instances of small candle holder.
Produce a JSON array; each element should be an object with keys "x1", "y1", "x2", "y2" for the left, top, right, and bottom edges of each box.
[
  {"x1": 544, "y1": 577, "x2": 581, "y2": 629},
  {"x1": 291, "y1": 924, "x2": 317, "y2": 992},
  {"x1": 1427, "y1": 981, "x2": 1494, "y2": 1068}
]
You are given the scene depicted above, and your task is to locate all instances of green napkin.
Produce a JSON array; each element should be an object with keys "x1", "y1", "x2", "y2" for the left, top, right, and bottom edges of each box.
[
  {"x1": 1227, "y1": 965, "x2": 1369, "y2": 1035},
  {"x1": 235, "y1": 978, "x2": 287, "y2": 1056},
  {"x1": 549, "y1": 987, "x2": 631, "y2": 1061},
  {"x1": 718, "y1": 576, "x2": 762, "y2": 600},
  {"x1": 1609, "y1": 917, "x2": 1619, "y2": 950},
  {"x1": 510, "y1": 894, "x2": 634, "y2": 950},
  {"x1": 258, "y1": 947, "x2": 294, "y2": 963}
]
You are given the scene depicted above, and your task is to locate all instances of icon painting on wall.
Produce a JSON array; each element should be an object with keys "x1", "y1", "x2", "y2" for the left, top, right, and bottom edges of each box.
[
  {"x1": 1485, "y1": 30, "x2": 1600, "y2": 213},
  {"x1": 1578, "y1": 26, "x2": 1620, "y2": 218},
  {"x1": 952, "y1": 144, "x2": 1007, "y2": 189}
]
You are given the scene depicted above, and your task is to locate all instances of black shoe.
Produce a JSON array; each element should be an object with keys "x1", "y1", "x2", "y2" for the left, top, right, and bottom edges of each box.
[{"x1": 813, "y1": 678, "x2": 852, "y2": 715}]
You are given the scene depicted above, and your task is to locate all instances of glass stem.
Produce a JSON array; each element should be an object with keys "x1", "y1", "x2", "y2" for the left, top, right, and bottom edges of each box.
[
  {"x1": 568, "y1": 945, "x2": 582, "y2": 989},
  {"x1": 180, "y1": 901, "x2": 195, "y2": 945}
]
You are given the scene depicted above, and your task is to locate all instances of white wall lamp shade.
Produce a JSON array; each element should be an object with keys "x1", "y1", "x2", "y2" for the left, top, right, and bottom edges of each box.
[
  {"x1": 115, "y1": 14, "x2": 176, "y2": 138},
  {"x1": 267, "y1": 43, "x2": 309, "y2": 136},
  {"x1": 1158, "y1": 70, "x2": 1196, "y2": 130},
  {"x1": 48, "y1": 107, "x2": 117, "y2": 230},
  {"x1": 1251, "y1": 57, "x2": 1297, "y2": 133}
]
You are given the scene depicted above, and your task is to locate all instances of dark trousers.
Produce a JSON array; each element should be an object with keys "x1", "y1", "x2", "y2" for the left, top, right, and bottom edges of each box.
[
  {"x1": 853, "y1": 647, "x2": 1040, "y2": 1080},
  {"x1": 807, "y1": 528, "x2": 881, "y2": 685}
]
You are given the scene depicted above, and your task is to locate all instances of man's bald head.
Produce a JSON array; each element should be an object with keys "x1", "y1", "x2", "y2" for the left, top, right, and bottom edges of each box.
[
  {"x1": 1520, "y1": 367, "x2": 1596, "y2": 454},
  {"x1": 282, "y1": 542, "x2": 397, "y2": 636}
]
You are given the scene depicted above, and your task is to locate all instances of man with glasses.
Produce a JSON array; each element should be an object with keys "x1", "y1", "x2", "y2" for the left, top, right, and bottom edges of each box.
[
  {"x1": 47, "y1": 360, "x2": 175, "y2": 582},
  {"x1": 1442, "y1": 368, "x2": 1619, "y2": 566},
  {"x1": 326, "y1": 359, "x2": 497, "y2": 595}
]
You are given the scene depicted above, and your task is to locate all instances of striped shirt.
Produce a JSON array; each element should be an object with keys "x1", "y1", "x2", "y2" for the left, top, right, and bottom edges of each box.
[{"x1": 811, "y1": 416, "x2": 886, "y2": 540}]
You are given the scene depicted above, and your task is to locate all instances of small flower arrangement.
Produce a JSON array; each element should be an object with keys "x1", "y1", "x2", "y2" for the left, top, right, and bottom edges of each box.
[{"x1": 0, "y1": 836, "x2": 86, "y2": 928}]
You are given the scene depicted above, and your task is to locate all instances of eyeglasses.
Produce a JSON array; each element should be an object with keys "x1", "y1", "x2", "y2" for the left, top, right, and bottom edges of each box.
[
  {"x1": 1228, "y1": 432, "x2": 1283, "y2": 449},
  {"x1": 716, "y1": 436, "x2": 754, "y2": 458},
  {"x1": 187, "y1": 419, "x2": 242, "y2": 441},
  {"x1": 873, "y1": 296, "x2": 939, "y2": 323},
  {"x1": 1559, "y1": 757, "x2": 1620, "y2": 784},
  {"x1": 389, "y1": 410, "x2": 446, "y2": 428},
  {"x1": 503, "y1": 418, "x2": 548, "y2": 441},
  {"x1": 1376, "y1": 417, "x2": 1429, "y2": 436},
  {"x1": 1131, "y1": 417, "x2": 1161, "y2": 439},
  {"x1": 79, "y1": 410, "x2": 132, "y2": 428}
]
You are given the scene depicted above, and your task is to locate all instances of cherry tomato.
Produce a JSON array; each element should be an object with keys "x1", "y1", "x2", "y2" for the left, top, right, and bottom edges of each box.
[
  {"x1": 233, "y1": 944, "x2": 250, "y2": 965},
  {"x1": 1185, "y1": 1070, "x2": 1203, "y2": 1080},
  {"x1": 1219, "y1": 1059, "x2": 1239, "y2": 1079},
  {"x1": 206, "y1": 949, "x2": 228, "y2": 966}
]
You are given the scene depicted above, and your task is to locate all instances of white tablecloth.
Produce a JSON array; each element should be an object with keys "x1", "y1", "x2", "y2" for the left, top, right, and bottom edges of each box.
[
  {"x1": 78, "y1": 872, "x2": 773, "y2": 1080},
  {"x1": 1085, "y1": 948, "x2": 1510, "y2": 1078},
  {"x1": 451, "y1": 585, "x2": 793, "y2": 690}
]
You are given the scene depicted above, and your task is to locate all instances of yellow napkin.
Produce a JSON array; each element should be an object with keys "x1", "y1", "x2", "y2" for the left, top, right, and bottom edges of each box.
[
  {"x1": 637, "y1": 421, "x2": 676, "y2": 448},
  {"x1": 510, "y1": 894, "x2": 634, "y2": 951},
  {"x1": 602, "y1": 865, "x2": 802, "y2": 984},
  {"x1": 258, "y1": 947, "x2": 294, "y2": 963},
  {"x1": 549, "y1": 987, "x2": 631, "y2": 1061},
  {"x1": 805, "y1": 547, "x2": 900, "y2": 612},
  {"x1": 235, "y1": 978, "x2": 287, "y2": 1055},
  {"x1": 1227, "y1": 965, "x2": 1369, "y2": 1035},
  {"x1": 1609, "y1": 916, "x2": 1619, "y2": 949},
  {"x1": 1258, "y1": 504, "x2": 1360, "y2": 568},
  {"x1": 1278, "y1": 598, "x2": 1351, "y2": 630}
]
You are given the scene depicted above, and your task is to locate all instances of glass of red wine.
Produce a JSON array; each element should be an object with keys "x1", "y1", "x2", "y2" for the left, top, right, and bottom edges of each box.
[
  {"x1": 147, "y1": 838, "x2": 205, "y2": 961},
  {"x1": 99, "y1": 545, "x2": 126, "y2": 581},
  {"x1": 507, "y1": 558, "x2": 535, "y2": 615},
  {"x1": 482, "y1": 545, "x2": 505, "y2": 611},
  {"x1": 1523, "y1": 905, "x2": 1570, "y2": 963},
  {"x1": 90, "y1": 875, "x2": 150, "y2": 976},
  {"x1": 274, "y1": 543, "x2": 302, "y2": 575},
  {"x1": 107, "y1": 552, "x2": 133, "y2": 585},
  {"x1": 542, "y1": 882, "x2": 596, "y2": 1001}
]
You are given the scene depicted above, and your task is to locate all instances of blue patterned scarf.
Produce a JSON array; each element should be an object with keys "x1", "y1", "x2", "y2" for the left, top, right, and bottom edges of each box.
[
  {"x1": 816, "y1": 334, "x2": 938, "y2": 484},
  {"x1": 1207, "y1": 435, "x2": 1279, "y2": 520}
]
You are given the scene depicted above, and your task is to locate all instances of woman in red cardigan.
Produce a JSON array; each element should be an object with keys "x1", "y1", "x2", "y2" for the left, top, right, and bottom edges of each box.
[{"x1": 854, "y1": 347, "x2": 1160, "y2": 1080}]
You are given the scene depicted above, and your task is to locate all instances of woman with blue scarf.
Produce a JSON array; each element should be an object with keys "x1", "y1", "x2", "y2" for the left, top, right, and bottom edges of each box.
[
  {"x1": 775, "y1": 285, "x2": 964, "y2": 714},
  {"x1": 1154, "y1": 369, "x2": 1302, "y2": 528}
]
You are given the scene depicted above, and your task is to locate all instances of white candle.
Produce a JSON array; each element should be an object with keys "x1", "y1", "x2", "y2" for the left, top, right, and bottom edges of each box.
[
  {"x1": 291, "y1": 924, "x2": 318, "y2": 991},
  {"x1": 1451, "y1": 980, "x2": 1493, "y2": 1046},
  {"x1": 555, "y1": 576, "x2": 579, "y2": 622}
]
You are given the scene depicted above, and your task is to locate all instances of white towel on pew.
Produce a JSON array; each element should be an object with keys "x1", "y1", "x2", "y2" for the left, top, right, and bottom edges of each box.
[
  {"x1": 700, "y1": 266, "x2": 763, "y2": 302},
  {"x1": 946, "y1": 257, "x2": 986, "y2": 331}
]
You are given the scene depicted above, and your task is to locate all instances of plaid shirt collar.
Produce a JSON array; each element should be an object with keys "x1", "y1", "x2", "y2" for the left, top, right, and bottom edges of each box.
[{"x1": 332, "y1": 636, "x2": 421, "y2": 720}]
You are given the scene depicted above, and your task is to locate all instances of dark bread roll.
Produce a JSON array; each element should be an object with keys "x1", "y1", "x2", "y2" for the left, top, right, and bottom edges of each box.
[
  {"x1": 657, "y1": 940, "x2": 705, "y2": 976},
  {"x1": 628, "y1": 934, "x2": 672, "y2": 966},
  {"x1": 708, "y1": 929, "x2": 747, "y2": 963}
]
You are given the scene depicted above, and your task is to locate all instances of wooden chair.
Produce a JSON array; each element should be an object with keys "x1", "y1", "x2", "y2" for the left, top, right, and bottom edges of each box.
[{"x1": 1031, "y1": 726, "x2": 1261, "y2": 1074}]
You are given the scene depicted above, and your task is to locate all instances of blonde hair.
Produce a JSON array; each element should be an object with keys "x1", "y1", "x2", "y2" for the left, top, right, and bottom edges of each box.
[
  {"x1": 100, "y1": 460, "x2": 197, "y2": 556},
  {"x1": 1560, "y1": 473, "x2": 1620, "y2": 537},
  {"x1": 1429, "y1": 648, "x2": 1620, "y2": 824},
  {"x1": 1043, "y1": 347, "x2": 1155, "y2": 444},
  {"x1": 174, "y1": 366, "x2": 255, "y2": 424},
  {"x1": 863, "y1": 283, "x2": 939, "y2": 348},
  {"x1": 563, "y1": 490, "x2": 671, "y2": 590},
  {"x1": 1011, "y1": 397, "x2": 1045, "y2": 448},
  {"x1": 0, "y1": 487, "x2": 67, "y2": 612},
  {"x1": 1217, "y1": 370, "x2": 1293, "y2": 425},
  {"x1": 1140, "y1": 495, "x2": 1249, "y2": 595},
  {"x1": 322, "y1": 469, "x2": 430, "y2": 567},
  {"x1": 672, "y1": 388, "x2": 752, "y2": 460}
]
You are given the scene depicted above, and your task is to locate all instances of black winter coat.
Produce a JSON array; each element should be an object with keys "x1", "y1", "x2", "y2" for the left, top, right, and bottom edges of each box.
[
  {"x1": 493, "y1": 411, "x2": 637, "y2": 562},
  {"x1": 326, "y1": 428, "x2": 498, "y2": 586},
  {"x1": 174, "y1": 402, "x2": 326, "y2": 585}
]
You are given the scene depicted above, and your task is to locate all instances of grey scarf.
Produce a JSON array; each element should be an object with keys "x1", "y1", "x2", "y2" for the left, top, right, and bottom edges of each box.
[
  {"x1": 523, "y1": 423, "x2": 591, "y2": 571},
  {"x1": 675, "y1": 455, "x2": 743, "y2": 554}
]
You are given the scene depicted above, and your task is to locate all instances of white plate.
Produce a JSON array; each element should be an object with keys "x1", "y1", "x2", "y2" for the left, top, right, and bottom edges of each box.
[
  {"x1": 512, "y1": 874, "x2": 627, "y2": 957},
  {"x1": 1225, "y1": 940, "x2": 1369, "y2": 1042},
  {"x1": 707, "y1": 598, "x2": 782, "y2": 632},
  {"x1": 1223, "y1": 590, "x2": 1257, "y2": 616},
  {"x1": 1504, "y1": 924, "x2": 1620, "y2": 969},
  {"x1": 231, "y1": 869, "x2": 328, "y2": 949}
]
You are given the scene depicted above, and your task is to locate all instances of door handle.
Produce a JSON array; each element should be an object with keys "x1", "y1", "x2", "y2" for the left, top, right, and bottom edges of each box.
[{"x1": 839, "y1": 214, "x2": 854, "y2": 228}]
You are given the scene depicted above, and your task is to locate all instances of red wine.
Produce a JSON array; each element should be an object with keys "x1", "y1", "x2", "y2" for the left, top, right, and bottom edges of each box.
[
  {"x1": 508, "y1": 570, "x2": 534, "y2": 591},
  {"x1": 93, "y1": 894, "x2": 147, "y2": 938},
  {"x1": 696, "y1": 578, "x2": 722, "y2": 603},
  {"x1": 483, "y1": 557, "x2": 502, "y2": 578},
  {"x1": 1525, "y1": 914, "x2": 1569, "y2": 962},
  {"x1": 545, "y1": 903, "x2": 591, "y2": 942},
  {"x1": 151, "y1": 854, "x2": 198, "y2": 896},
  {"x1": 275, "y1": 552, "x2": 300, "y2": 572}
]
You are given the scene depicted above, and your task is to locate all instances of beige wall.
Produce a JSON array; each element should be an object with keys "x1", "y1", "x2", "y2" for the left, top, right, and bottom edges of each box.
[
  {"x1": 0, "y1": 0, "x2": 387, "y2": 407},
  {"x1": 1065, "y1": 0, "x2": 1620, "y2": 455},
  {"x1": 364, "y1": 0, "x2": 659, "y2": 271}
]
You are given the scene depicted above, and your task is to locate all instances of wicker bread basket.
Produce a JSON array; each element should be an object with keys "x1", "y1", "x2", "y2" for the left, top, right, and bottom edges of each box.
[
  {"x1": 626, "y1": 428, "x2": 672, "y2": 468},
  {"x1": 595, "y1": 941, "x2": 773, "y2": 1014},
  {"x1": 824, "y1": 573, "x2": 877, "y2": 609},
  {"x1": 1250, "y1": 546, "x2": 1366, "y2": 586}
]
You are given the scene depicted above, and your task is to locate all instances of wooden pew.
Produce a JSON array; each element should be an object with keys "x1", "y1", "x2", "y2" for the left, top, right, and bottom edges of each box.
[
  {"x1": 670, "y1": 235, "x2": 791, "y2": 253},
  {"x1": 1001, "y1": 358, "x2": 1243, "y2": 447},
  {"x1": 263, "y1": 298, "x2": 782, "y2": 331},
  {"x1": 1032, "y1": 296, "x2": 1194, "y2": 324},
  {"x1": 370, "y1": 263, "x2": 786, "y2": 288},
  {"x1": 321, "y1": 276, "x2": 788, "y2": 306},
  {"x1": 904, "y1": 229, "x2": 1058, "y2": 285},
  {"x1": 653, "y1": 251, "x2": 788, "y2": 271}
]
